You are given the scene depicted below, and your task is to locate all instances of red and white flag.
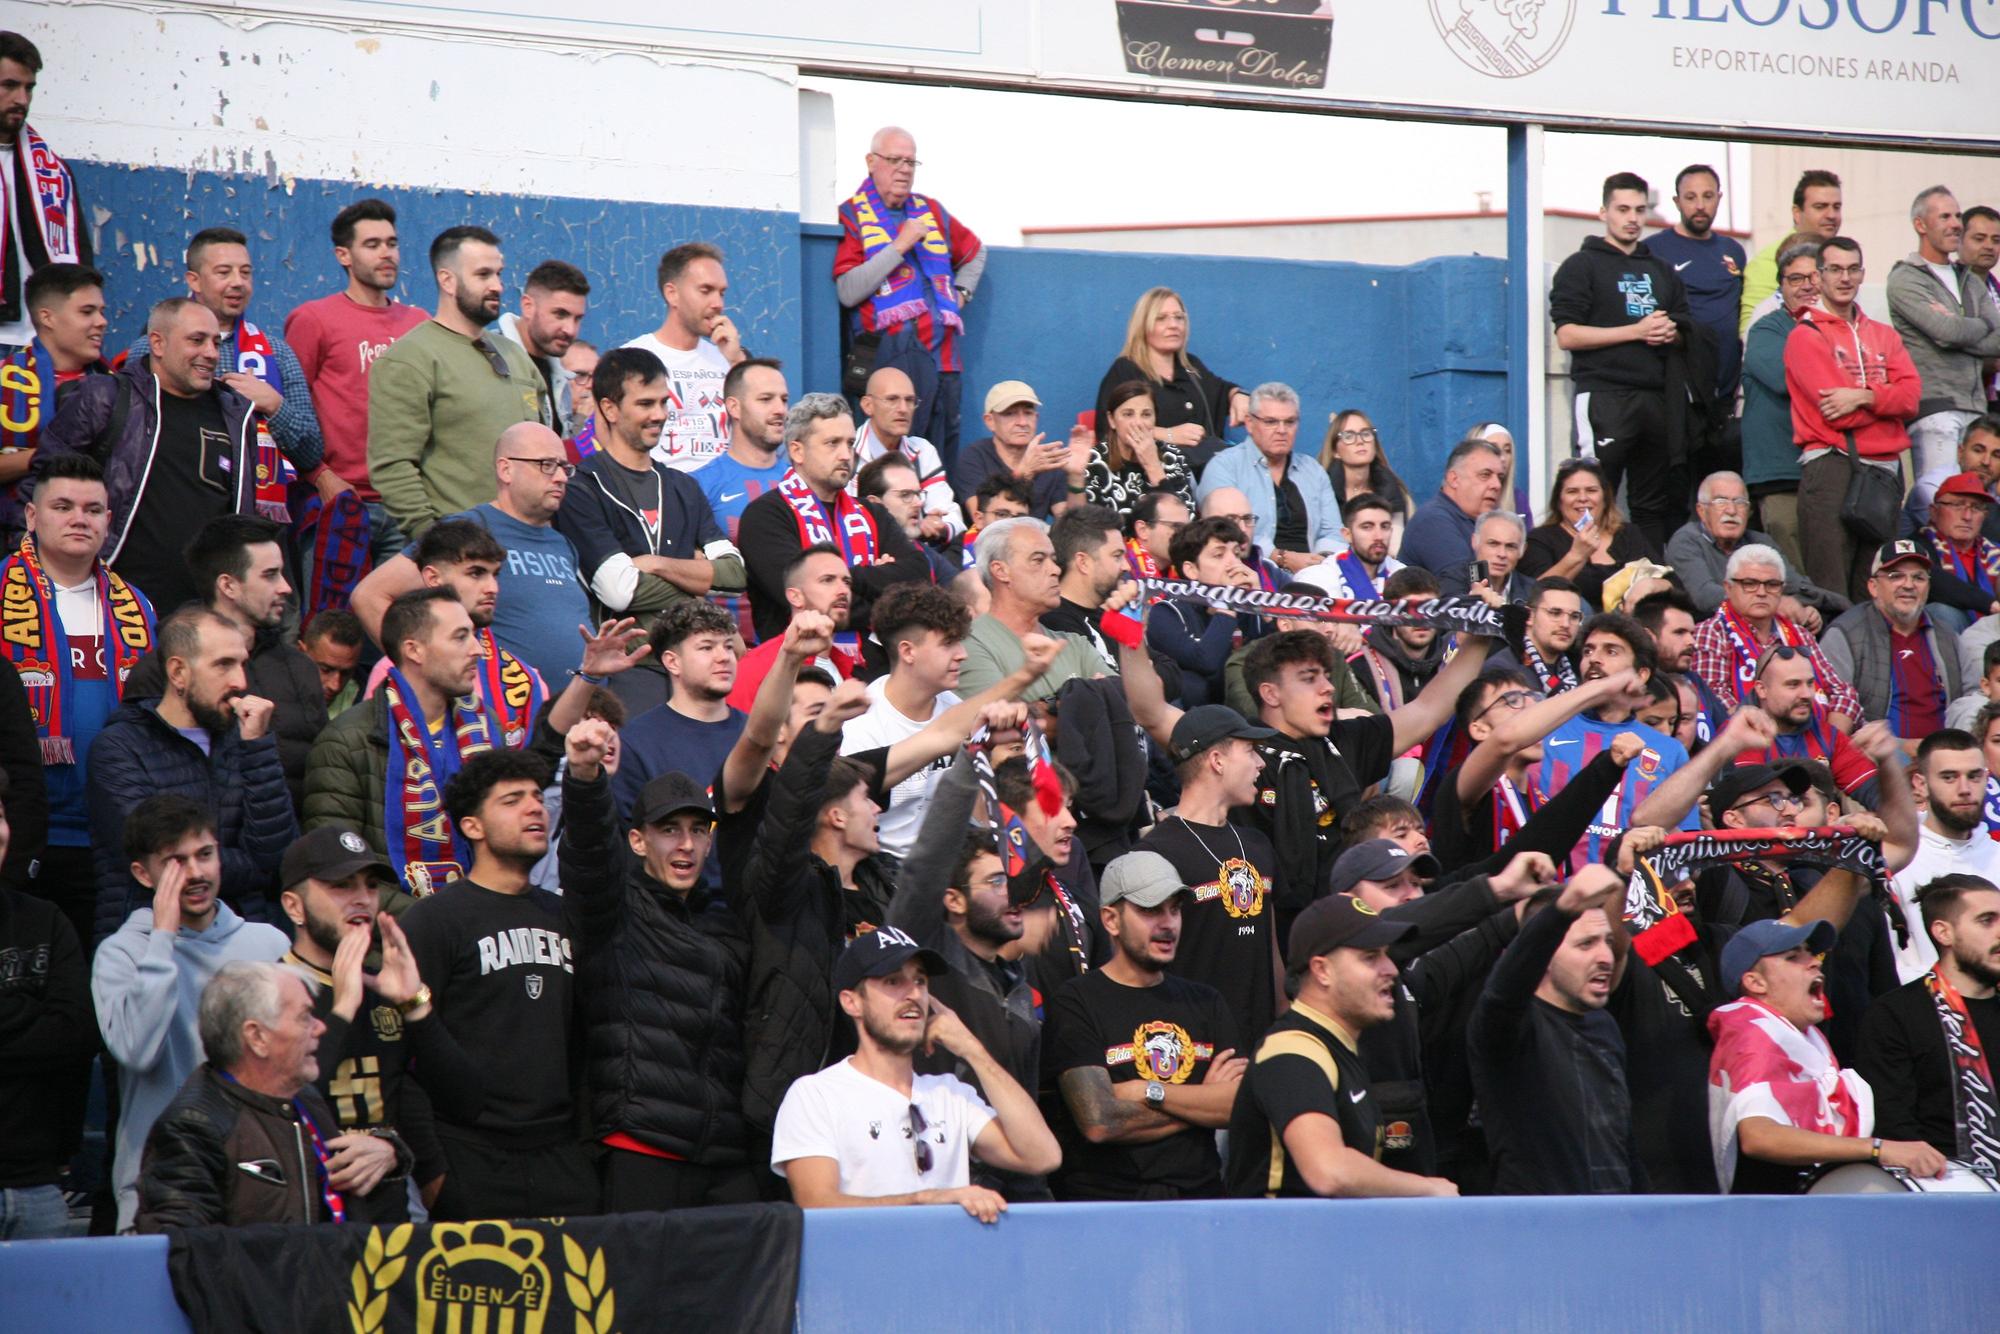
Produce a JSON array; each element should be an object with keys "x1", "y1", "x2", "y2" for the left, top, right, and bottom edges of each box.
[{"x1": 1706, "y1": 997, "x2": 1873, "y2": 1191}]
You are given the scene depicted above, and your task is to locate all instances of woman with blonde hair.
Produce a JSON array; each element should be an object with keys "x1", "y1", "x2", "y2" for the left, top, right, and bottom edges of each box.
[{"x1": 1095, "y1": 286, "x2": 1248, "y2": 478}]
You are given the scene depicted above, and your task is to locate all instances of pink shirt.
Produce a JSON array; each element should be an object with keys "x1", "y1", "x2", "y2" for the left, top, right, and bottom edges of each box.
[{"x1": 283, "y1": 292, "x2": 428, "y2": 497}]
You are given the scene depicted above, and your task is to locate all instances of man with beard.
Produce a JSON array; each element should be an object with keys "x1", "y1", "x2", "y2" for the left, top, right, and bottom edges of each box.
[
  {"x1": 1647, "y1": 164, "x2": 1749, "y2": 402},
  {"x1": 738, "y1": 392, "x2": 929, "y2": 647},
  {"x1": 0, "y1": 32, "x2": 94, "y2": 353},
  {"x1": 303, "y1": 590, "x2": 493, "y2": 901},
  {"x1": 695, "y1": 358, "x2": 791, "y2": 641},
  {"x1": 623, "y1": 242, "x2": 747, "y2": 471},
  {"x1": 285, "y1": 199, "x2": 430, "y2": 559},
  {"x1": 122, "y1": 516, "x2": 324, "y2": 812},
  {"x1": 369, "y1": 225, "x2": 550, "y2": 541},
  {"x1": 130, "y1": 227, "x2": 330, "y2": 522},
  {"x1": 0, "y1": 263, "x2": 110, "y2": 543},
  {"x1": 1709, "y1": 918, "x2": 1946, "y2": 1192},
  {"x1": 612, "y1": 602, "x2": 746, "y2": 870},
  {"x1": 1042, "y1": 851, "x2": 1243, "y2": 1200},
  {"x1": 1666, "y1": 471, "x2": 1844, "y2": 626},
  {"x1": 1821, "y1": 540, "x2": 1962, "y2": 756},
  {"x1": 1290, "y1": 492, "x2": 1405, "y2": 600},
  {"x1": 87, "y1": 607, "x2": 294, "y2": 938},
  {"x1": 1228, "y1": 892, "x2": 1460, "y2": 1198},
  {"x1": 1353, "y1": 566, "x2": 1449, "y2": 713},
  {"x1": 958, "y1": 516, "x2": 1115, "y2": 702},
  {"x1": 556, "y1": 347, "x2": 744, "y2": 674},
  {"x1": 1734, "y1": 644, "x2": 1885, "y2": 806},
  {"x1": 92, "y1": 795, "x2": 288, "y2": 1231},
  {"x1": 1891, "y1": 731, "x2": 2000, "y2": 982},
  {"x1": 1223, "y1": 614, "x2": 1494, "y2": 946},
  {"x1": 1858, "y1": 875, "x2": 2000, "y2": 1175},
  {"x1": 728, "y1": 547, "x2": 858, "y2": 710},
  {"x1": 1469, "y1": 864, "x2": 1646, "y2": 1193},
  {"x1": 1044, "y1": 504, "x2": 1135, "y2": 674},
  {"x1": 1633, "y1": 589, "x2": 1729, "y2": 748},
  {"x1": 35, "y1": 298, "x2": 261, "y2": 615},
  {"x1": 1492, "y1": 578, "x2": 1585, "y2": 695},
  {"x1": 496, "y1": 260, "x2": 590, "y2": 435},
  {"x1": 401, "y1": 744, "x2": 599, "y2": 1221},
  {"x1": 857, "y1": 453, "x2": 963, "y2": 586},
  {"x1": 854, "y1": 365, "x2": 961, "y2": 545},
  {"x1": 773, "y1": 928, "x2": 1057, "y2": 1222},
  {"x1": 276, "y1": 825, "x2": 462, "y2": 1222},
  {"x1": 840, "y1": 584, "x2": 970, "y2": 862}
]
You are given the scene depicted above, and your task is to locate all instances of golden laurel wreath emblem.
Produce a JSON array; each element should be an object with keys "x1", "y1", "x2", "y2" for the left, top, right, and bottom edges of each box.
[{"x1": 345, "y1": 1221, "x2": 616, "y2": 1334}]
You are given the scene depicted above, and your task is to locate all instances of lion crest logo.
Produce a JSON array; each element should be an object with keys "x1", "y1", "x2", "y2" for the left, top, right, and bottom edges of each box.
[{"x1": 1132, "y1": 1020, "x2": 1200, "y2": 1085}]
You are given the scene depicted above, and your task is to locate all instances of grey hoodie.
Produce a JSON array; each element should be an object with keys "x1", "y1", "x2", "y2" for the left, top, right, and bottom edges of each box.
[
  {"x1": 1885, "y1": 252, "x2": 2000, "y2": 417},
  {"x1": 90, "y1": 902, "x2": 289, "y2": 1231}
]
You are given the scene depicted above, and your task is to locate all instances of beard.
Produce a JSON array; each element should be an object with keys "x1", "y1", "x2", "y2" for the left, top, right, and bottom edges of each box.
[
  {"x1": 963, "y1": 896, "x2": 1022, "y2": 949},
  {"x1": 454, "y1": 285, "x2": 499, "y2": 328},
  {"x1": 188, "y1": 688, "x2": 239, "y2": 733},
  {"x1": 301, "y1": 902, "x2": 361, "y2": 958},
  {"x1": 1931, "y1": 799, "x2": 1984, "y2": 838},
  {"x1": 859, "y1": 1010, "x2": 922, "y2": 1056},
  {"x1": 1953, "y1": 942, "x2": 2000, "y2": 989}
]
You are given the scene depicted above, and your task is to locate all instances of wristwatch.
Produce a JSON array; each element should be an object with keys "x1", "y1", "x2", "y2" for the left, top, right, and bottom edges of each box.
[
  {"x1": 396, "y1": 984, "x2": 433, "y2": 1016},
  {"x1": 1870, "y1": 1137, "x2": 1883, "y2": 1163},
  {"x1": 1145, "y1": 1081, "x2": 1166, "y2": 1107}
]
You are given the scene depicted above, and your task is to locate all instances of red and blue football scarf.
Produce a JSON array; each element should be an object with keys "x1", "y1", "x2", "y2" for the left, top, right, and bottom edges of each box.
[
  {"x1": 1920, "y1": 523, "x2": 2000, "y2": 598},
  {"x1": 475, "y1": 626, "x2": 546, "y2": 748},
  {"x1": 293, "y1": 490, "x2": 373, "y2": 621},
  {"x1": 776, "y1": 467, "x2": 879, "y2": 652},
  {"x1": 1927, "y1": 965, "x2": 2000, "y2": 1178},
  {"x1": 2, "y1": 128, "x2": 81, "y2": 268},
  {"x1": 228, "y1": 318, "x2": 296, "y2": 523},
  {"x1": 840, "y1": 177, "x2": 963, "y2": 336},
  {"x1": 381, "y1": 663, "x2": 498, "y2": 895},
  {"x1": 1333, "y1": 549, "x2": 1380, "y2": 599},
  {"x1": 0, "y1": 535, "x2": 154, "y2": 763}
]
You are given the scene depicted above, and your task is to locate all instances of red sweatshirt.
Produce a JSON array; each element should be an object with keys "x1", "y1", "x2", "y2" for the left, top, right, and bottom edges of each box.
[{"x1": 1783, "y1": 304, "x2": 1921, "y2": 459}]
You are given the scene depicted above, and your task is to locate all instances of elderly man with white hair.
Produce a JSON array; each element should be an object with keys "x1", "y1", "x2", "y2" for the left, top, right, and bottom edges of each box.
[
  {"x1": 834, "y1": 125, "x2": 988, "y2": 468},
  {"x1": 1688, "y1": 541, "x2": 1862, "y2": 725},
  {"x1": 955, "y1": 516, "x2": 1113, "y2": 702},
  {"x1": 1664, "y1": 469, "x2": 1849, "y2": 624},
  {"x1": 136, "y1": 959, "x2": 410, "y2": 1231},
  {"x1": 1437, "y1": 509, "x2": 1535, "y2": 603},
  {"x1": 1197, "y1": 382, "x2": 1343, "y2": 573}
]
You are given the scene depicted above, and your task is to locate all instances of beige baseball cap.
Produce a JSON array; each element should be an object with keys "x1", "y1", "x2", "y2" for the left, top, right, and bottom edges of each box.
[{"x1": 983, "y1": 380, "x2": 1041, "y2": 415}]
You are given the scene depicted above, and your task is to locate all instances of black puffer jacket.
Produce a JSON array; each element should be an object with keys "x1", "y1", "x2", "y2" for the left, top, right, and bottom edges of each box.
[
  {"x1": 123, "y1": 628, "x2": 328, "y2": 816},
  {"x1": 136, "y1": 1063, "x2": 409, "y2": 1231},
  {"x1": 85, "y1": 698, "x2": 297, "y2": 942},
  {"x1": 726, "y1": 726, "x2": 893, "y2": 1136},
  {"x1": 565, "y1": 768, "x2": 752, "y2": 1164}
]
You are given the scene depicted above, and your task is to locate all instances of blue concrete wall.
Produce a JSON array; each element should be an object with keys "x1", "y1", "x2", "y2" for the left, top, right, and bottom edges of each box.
[
  {"x1": 804, "y1": 225, "x2": 1509, "y2": 498},
  {"x1": 9, "y1": 1197, "x2": 1999, "y2": 1333},
  {"x1": 69, "y1": 164, "x2": 804, "y2": 375}
]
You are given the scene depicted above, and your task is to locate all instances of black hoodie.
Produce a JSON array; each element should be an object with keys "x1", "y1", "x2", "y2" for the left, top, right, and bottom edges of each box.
[
  {"x1": 1549, "y1": 235, "x2": 1692, "y2": 393},
  {"x1": 1354, "y1": 624, "x2": 1445, "y2": 710}
]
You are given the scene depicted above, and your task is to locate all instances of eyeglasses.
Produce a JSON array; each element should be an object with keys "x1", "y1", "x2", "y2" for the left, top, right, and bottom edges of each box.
[
  {"x1": 1213, "y1": 512, "x2": 1255, "y2": 528},
  {"x1": 907, "y1": 1104, "x2": 933, "y2": 1174},
  {"x1": 1821, "y1": 264, "x2": 1864, "y2": 279},
  {"x1": 1701, "y1": 497, "x2": 1752, "y2": 512},
  {"x1": 1935, "y1": 497, "x2": 1990, "y2": 512},
  {"x1": 1249, "y1": 414, "x2": 1300, "y2": 432},
  {"x1": 1535, "y1": 607, "x2": 1585, "y2": 624},
  {"x1": 1730, "y1": 789, "x2": 1806, "y2": 815},
  {"x1": 503, "y1": 457, "x2": 577, "y2": 479},
  {"x1": 870, "y1": 153, "x2": 922, "y2": 169},
  {"x1": 1780, "y1": 273, "x2": 1819, "y2": 287},
  {"x1": 469, "y1": 337, "x2": 512, "y2": 380},
  {"x1": 1334, "y1": 428, "x2": 1378, "y2": 443},
  {"x1": 1473, "y1": 688, "x2": 1544, "y2": 721},
  {"x1": 1729, "y1": 577, "x2": 1785, "y2": 594}
]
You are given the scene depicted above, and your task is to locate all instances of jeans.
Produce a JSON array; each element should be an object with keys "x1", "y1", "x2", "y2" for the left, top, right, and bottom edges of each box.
[{"x1": 0, "y1": 1184, "x2": 70, "y2": 1240}]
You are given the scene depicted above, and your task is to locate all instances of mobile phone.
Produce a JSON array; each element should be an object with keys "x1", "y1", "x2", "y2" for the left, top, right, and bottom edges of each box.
[
  {"x1": 1465, "y1": 560, "x2": 1490, "y2": 587},
  {"x1": 1578, "y1": 508, "x2": 1594, "y2": 531},
  {"x1": 1076, "y1": 410, "x2": 1096, "y2": 433}
]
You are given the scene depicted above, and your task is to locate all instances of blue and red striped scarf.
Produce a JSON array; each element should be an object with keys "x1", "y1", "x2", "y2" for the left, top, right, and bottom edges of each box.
[
  {"x1": 227, "y1": 318, "x2": 296, "y2": 523},
  {"x1": 840, "y1": 176, "x2": 963, "y2": 337},
  {"x1": 776, "y1": 468, "x2": 880, "y2": 652},
  {"x1": 1920, "y1": 523, "x2": 2000, "y2": 597},
  {"x1": 381, "y1": 663, "x2": 499, "y2": 896},
  {"x1": 293, "y1": 490, "x2": 373, "y2": 621},
  {"x1": 0, "y1": 535, "x2": 154, "y2": 763},
  {"x1": 475, "y1": 627, "x2": 546, "y2": 748}
]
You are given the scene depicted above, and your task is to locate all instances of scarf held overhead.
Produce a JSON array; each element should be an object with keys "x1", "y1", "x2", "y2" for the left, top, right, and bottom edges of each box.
[
  {"x1": 1625, "y1": 826, "x2": 1883, "y2": 966},
  {"x1": 1137, "y1": 576, "x2": 1507, "y2": 639},
  {"x1": 381, "y1": 664, "x2": 498, "y2": 895},
  {"x1": 841, "y1": 177, "x2": 963, "y2": 335},
  {"x1": 0, "y1": 536, "x2": 154, "y2": 763}
]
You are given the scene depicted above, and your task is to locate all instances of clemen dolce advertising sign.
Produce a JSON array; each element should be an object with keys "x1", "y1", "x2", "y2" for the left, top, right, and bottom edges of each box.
[{"x1": 232, "y1": 0, "x2": 1992, "y2": 146}]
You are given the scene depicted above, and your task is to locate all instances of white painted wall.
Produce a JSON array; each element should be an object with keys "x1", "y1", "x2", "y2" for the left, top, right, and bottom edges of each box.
[{"x1": 2, "y1": 1, "x2": 804, "y2": 211}]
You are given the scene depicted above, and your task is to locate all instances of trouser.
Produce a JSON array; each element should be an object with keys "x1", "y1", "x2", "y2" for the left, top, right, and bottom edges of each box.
[
  {"x1": 1909, "y1": 409, "x2": 1978, "y2": 479},
  {"x1": 599, "y1": 1147, "x2": 762, "y2": 1213},
  {"x1": 1752, "y1": 488, "x2": 1804, "y2": 579},
  {"x1": 25, "y1": 843, "x2": 96, "y2": 959},
  {"x1": 430, "y1": 1129, "x2": 599, "y2": 1221},
  {"x1": 870, "y1": 326, "x2": 963, "y2": 473},
  {"x1": 0, "y1": 1184, "x2": 69, "y2": 1241},
  {"x1": 1797, "y1": 451, "x2": 1882, "y2": 603},
  {"x1": 1574, "y1": 387, "x2": 1689, "y2": 550}
]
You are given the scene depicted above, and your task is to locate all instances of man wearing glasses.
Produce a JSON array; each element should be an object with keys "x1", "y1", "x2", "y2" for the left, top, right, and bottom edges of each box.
[
  {"x1": 1196, "y1": 382, "x2": 1344, "y2": 571},
  {"x1": 1689, "y1": 543, "x2": 1861, "y2": 727},
  {"x1": 1901, "y1": 415, "x2": 2000, "y2": 543},
  {"x1": 834, "y1": 127, "x2": 987, "y2": 470},
  {"x1": 771, "y1": 927, "x2": 1058, "y2": 1223},
  {"x1": 1665, "y1": 469, "x2": 1848, "y2": 626},
  {"x1": 1911, "y1": 472, "x2": 2000, "y2": 632},
  {"x1": 1784, "y1": 235, "x2": 1922, "y2": 602},
  {"x1": 1822, "y1": 541, "x2": 1966, "y2": 759},
  {"x1": 1740, "y1": 240, "x2": 1825, "y2": 574}
]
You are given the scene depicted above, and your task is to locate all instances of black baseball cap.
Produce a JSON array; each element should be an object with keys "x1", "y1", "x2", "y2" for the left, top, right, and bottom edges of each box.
[
  {"x1": 1869, "y1": 538, "x2": 1928, "y2": 576},
  {"x1": 832, "y1": 926, "x2": 950, "y2": 993},
  {"x1": 1168, "y1": 704, "x2": 1278, "y2": 764},
  {"x1": 1285, "y1": 893, "x2": 1414, "y2": 975},
  {"x1": 633, "y1": 772, "x2": 715, "y2": 827},
  {"x1": 280, "y1": 825, "x2": 393, "y2": 892},
  {"x1": 1329, "y1": 839, "x2": 1441, "y2": 895},
  {"x1": 1706, "y1": 761, "x2": 1811, "y2": 825}
]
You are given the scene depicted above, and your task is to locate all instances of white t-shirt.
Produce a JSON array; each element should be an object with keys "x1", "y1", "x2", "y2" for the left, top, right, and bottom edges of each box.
[
  {"x1": 1888, "y1": 816, "x2": 2000, "y2": 981},
  {"x1": 621, "y1": 332, "x2": 732, "y2": 472},
  {"x1": 840, "y1": 677, "x2": 960, "y2": 859},
  {"x1": 769, "y1": 1057, "x2": 994, "y2": 1194},
  {"x1": 1289, "y1": 552, "x2": 1407, "y2": 599},
  {"x1": 1926, "y1": 261, "x2": 1962, "y2": 308}
]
